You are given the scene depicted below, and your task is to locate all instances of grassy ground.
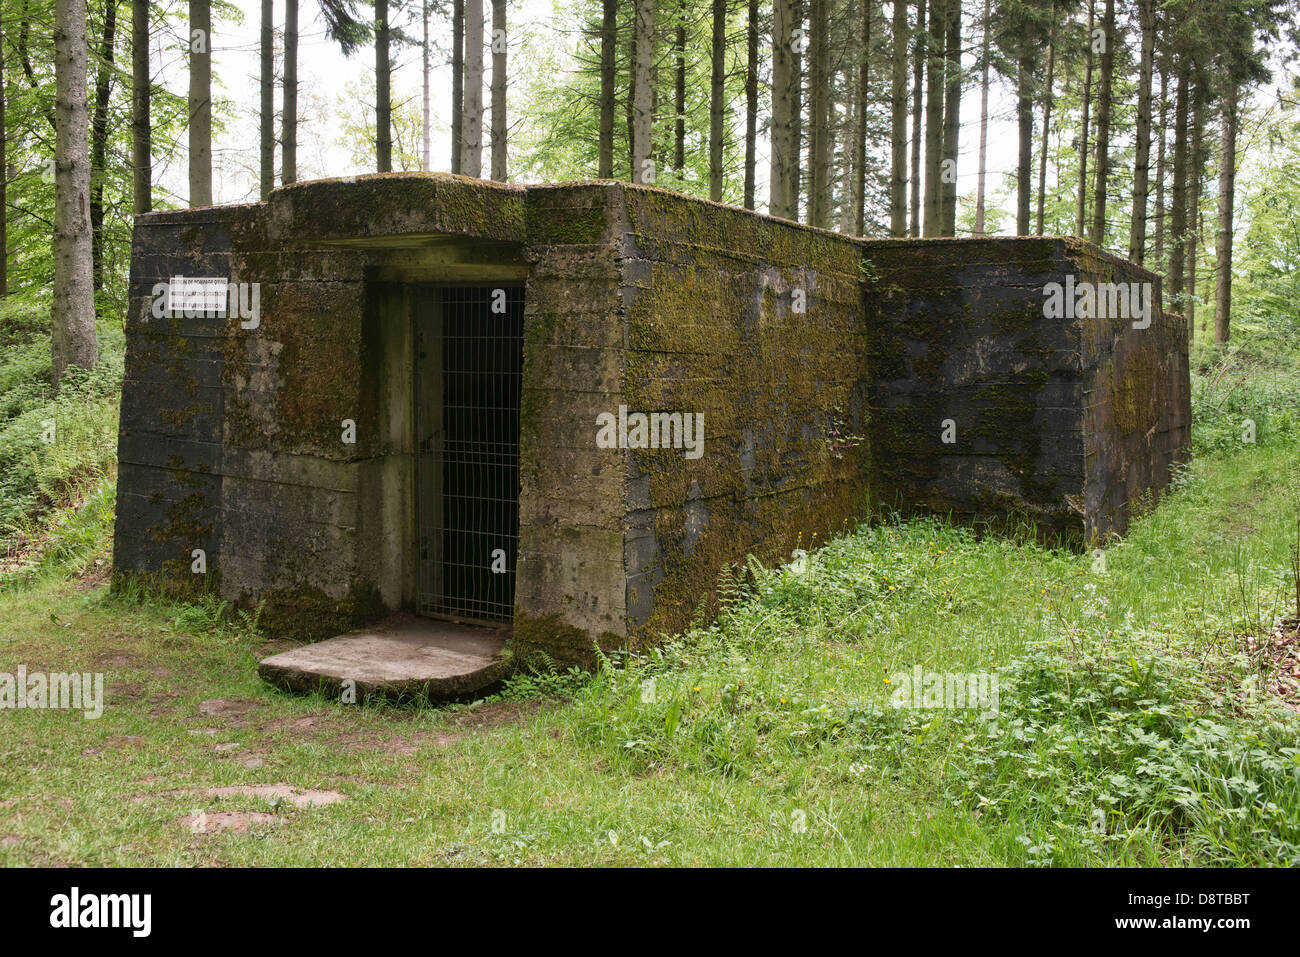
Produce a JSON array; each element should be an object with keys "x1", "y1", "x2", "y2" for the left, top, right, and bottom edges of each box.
[{"x1": 1, "y1": 297, "x2": 1298, "y2": 866}]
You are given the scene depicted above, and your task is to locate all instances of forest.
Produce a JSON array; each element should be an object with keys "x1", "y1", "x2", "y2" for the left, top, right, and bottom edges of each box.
[{"x1": 2, "y1": 0, "x2": 1300, "y2": 873}]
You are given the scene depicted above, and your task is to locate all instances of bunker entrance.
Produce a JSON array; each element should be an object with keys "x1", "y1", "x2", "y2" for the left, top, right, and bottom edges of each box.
[{"x1": 413, "y1": 285, "x2": 525, "y2": 623}]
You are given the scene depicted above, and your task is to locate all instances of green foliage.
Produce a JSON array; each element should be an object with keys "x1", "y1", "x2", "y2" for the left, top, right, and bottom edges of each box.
[
  {"x1": 0, "y1": 295, "x2": 123, "y2": 559},
  {"x1": 1190, "y1": 346, "x2": 1300, "y2": 456},
  {"x1": 949, "y1": 627, "x2": 1300, "y2": 866}
]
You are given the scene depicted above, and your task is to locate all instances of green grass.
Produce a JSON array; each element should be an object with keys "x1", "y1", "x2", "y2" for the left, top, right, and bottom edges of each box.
[{"x1": 1, "y1": 314, "x2": 1298, "y2": 865}]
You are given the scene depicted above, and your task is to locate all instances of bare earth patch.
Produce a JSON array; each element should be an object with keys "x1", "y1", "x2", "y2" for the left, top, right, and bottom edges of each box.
[
  {"x1": 144, "y1": 783, "x2": 347, "y2": 807},
  {"x1": 1246, "y1": 618, "x2": 1300, "y2": 711},
  {"x1": 181, "y1": 811, "x2": 281, "y2": 833}
]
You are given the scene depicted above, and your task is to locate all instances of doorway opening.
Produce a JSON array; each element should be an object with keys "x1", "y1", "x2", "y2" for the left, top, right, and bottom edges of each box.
[{"x1": 413, "y1": 284, "x2": 525, "y2": 624}]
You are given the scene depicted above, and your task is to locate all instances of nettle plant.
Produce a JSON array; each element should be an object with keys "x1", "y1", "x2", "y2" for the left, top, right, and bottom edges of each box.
[{"x1": 947, "y1": 620, "x2": 1300, "y2": 866}]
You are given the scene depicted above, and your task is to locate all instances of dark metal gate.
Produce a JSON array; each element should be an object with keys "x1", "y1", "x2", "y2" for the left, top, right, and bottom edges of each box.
[{"x1": 414, "y1": 285, "x2": 524, "y2": 623}]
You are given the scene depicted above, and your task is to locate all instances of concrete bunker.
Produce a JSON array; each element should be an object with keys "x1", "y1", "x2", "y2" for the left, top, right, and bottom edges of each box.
[{"x1": 113, "y1": 173, "x2": 1191, "y2": 695}]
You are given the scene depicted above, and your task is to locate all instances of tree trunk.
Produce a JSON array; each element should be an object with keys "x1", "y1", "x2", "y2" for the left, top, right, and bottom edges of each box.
[
  {"x1": 1214, "y1": 81, "x2": 1238, "y2": 345},
  {"x1": 188, "y1": 0, "x2": 212, "y2": 206},
  {"x1": 0, "y1": 7, "x2": 7, "y2": 296},
  {"x1": 854, "y1": 0, "x2": 871, "y2": 235},
  {"x1": 1089, "y1": 0, "x2": 1113, "y2": 246},
  {"x1": 809, "y1": 0, "x2": 830, "y2": 227},
  {"x1": 940, "y1": 0, "x2": 960, "y2": 237},
  {"x1": 673, "y1": 6, "x2": 685, "y2": 172},
  {"x1": 132, "y1": 0, "x2": 150, "y2": 213},
  {"x1": 599, "y1": 0, "x2": 616, "y2": 178},
  {"x1": 1153, "y1": 65, "x2": 1166, "y2": 270},
  {"x1": 284, "y1": 0, "x2": 298, "y2": 182},
  {"x1": 1034, "y1": 4, "x2": 1055, "y2": 236},
  {"x1": 632, "y1": 0, "x2": 653, "y2": 183},
  {"x1": 451, "y1": 0, "x2": 463, "y2": 173},
  {"x1": 1127, "y1": 0, "x2": 1153, "y2": 263},
  {"x1": 490, "y1": 0, "x2": 506, "y2": 180},
  {"x1": 922, "y1": 0, "x2": 943, "y2": 236},
  {"x1": 460, "y1": 0, "x2": 483, "y2": 176},
  {"x1": 1075, "y1": 0, "x2": 1092, "y2": 237},
  {"x1": 90, "y1": 0, "x2": 116, "y2": 291},
  {"x1": 260, "y1": 0, "x2": 275, "y2": 193},
  {"x1": 1168, "y1": 67, "x2": 1188, "y2": 313},
  {"x1": 909, "y1": 0, "x2": 925, "y2": 236},
  {"x1": 709, "y1": 0, "x2": 725, "y2": 200},
  {"x1": 973, "y1": 0, "x2": 989, "y2": 234},
  {"x1": 53, "y1": 0, "x2": 99, "y2": 389},
  {"x1": 422, "y1": 0, "x2": 431, "y2": 170},
  {"x1": 1186, "y1": 88, "x2": 1205, "y2": 340},
  {"x1": 743, "y1": 0, "x2": 758, "y2": 208},
  {"x1": 1015, "y1": 55, "x2": 1031, "y2": 235},
  {"x1": 792, "y1": 0, "x2": 803, "y2": 218},
  {"x1": 889, "y1": 0, "x2": 910, "y2": 235},
  {"x1": 770, "y1": 0, "x2": 795, "y2": 216}
]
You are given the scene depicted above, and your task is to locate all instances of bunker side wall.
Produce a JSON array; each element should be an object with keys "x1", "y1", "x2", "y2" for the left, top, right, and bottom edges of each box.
[
  {"x1": 1070, "y1": 240, "x2": 1191, "y2": 540},
  {"x1": 115, "y1": 208, "x2": 239, "y2": 596},
  {"x1": 618, "y1": 186, "x2": 872, "y2": 645},
  {"x1": 861, "y1": 237, "x2": 1090, "y2": 543}
]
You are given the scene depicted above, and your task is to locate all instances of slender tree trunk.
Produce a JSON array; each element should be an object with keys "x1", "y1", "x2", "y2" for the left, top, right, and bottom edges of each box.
[
  {"x1": 260, "y1": 0, "x2": 275, "y2": 193},
  {"x1": 889, "y1": 0, "x2": 909, "y2": 235},
  {"x1": 1153, "y1": 65, "x2": 1166, "y2": 270},
  {"x1": 940, "y1": 0, "x2": 960, "y2": 236},
  {"x1": 1089, "y1": 0, "x2": 1113, "y2": 246},
  {"x1": 743, "y1": 0, "x2": 758, "y2": 208},
  {"x1": 490, "y1": 0, "x2": 506, "y2": 179},
  {"x1": 1015, "y1": 56, "x2": 1031, "y2": 234},
  {"x1": 792, "y1": 0, "x2": 804, "y2": 218},
  {"x1": 922, "y1": 0, "x2": 943, "y2": 235},
  {"x1": 1214, "y1": 81, "x2": 1238, "y2": 345},
  {"x1": 1075, "y1": 0, "x2": 1092, "y2": 237},
  {"x1": 598, "y1": 0, "x2": 616, "y2": 178},
  {"x1": 131, "y1": 0, "x2": 151, "y2": 213},
  {"x1": 460, "y1": 0, "x2": 483, "y2": 176},
  {"x1": 1127, "y1": 0, "x2": 1153, "y2": 263},
  {"x1": 909, "y1": 0, "x2": 925, "y2": 236},
  {"x1": 809, "y1": 0, "x2": 830, "y2": 226},
  {"x1": 284, "y1": 0, "x2": 298, "y2": 183},
  {"x1": 854, "y1": 0, "x2": 871, "y2": 235},
  {"x1": 626, "y1": 33, "x2": 636, "y2": 178},
  {"x1": 1186, "y1": 89, "x2": 1205, "y2": 341},
  {"x1": 673, "y1": 6, "x2": 685, "y2": 171},
  {"x1": 770, "y1": 0, "x2": 795, "y2": 216},
  {"x1": 422, "y1": 0, "x2": 431, "y2": 170},
  {"x1": 973, "y1": 0, "x2": 989, "y2": 234},
  {"x1": 0, "y1": 7, "x2": 7, "y2": 296},
  {"x1": 452, "y1": 0, "x2": 463, "y2": 173},
  {"x1": 1168, "y1": 67, "x2": 1189, "y2": 313},
  {"x1": 376, "y1": 0, "x2": 392, "y2": 171},
  {"x1": 53, "y1": 0, "x2": 99, "y2": 388},
  {"x1": 1035, "y1": 5, "x2": 1055, "y2": 236},
  {"x1": 188, "y1": 0, "x2": 212, "y2": 206},
  {"x1": 632, "y1": 0, "x2": 653, "y2": 183},
  {"x1": 709, "y1": 0, "x2": 725, "y2": 200},
  {"x1": 90, "y1": 0, "x2": 116, "y2": 291}
]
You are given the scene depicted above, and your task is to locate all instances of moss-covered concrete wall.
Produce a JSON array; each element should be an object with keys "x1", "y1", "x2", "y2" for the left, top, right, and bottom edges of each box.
[
  {"x1": 618, "y1": 187, "x2": 871, "y2": 644},
  {"x1": 116, "y1": 173, "x2": 1190, "y2": 666},
  {"x1": 861, "y1": 236, "x2": 1189, "y2": 544}
]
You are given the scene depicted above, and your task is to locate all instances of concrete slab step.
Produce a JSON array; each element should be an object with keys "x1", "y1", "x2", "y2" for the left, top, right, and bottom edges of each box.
[{"x1": 258, "y1": 614, "x2": 509, "y2": 700}]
